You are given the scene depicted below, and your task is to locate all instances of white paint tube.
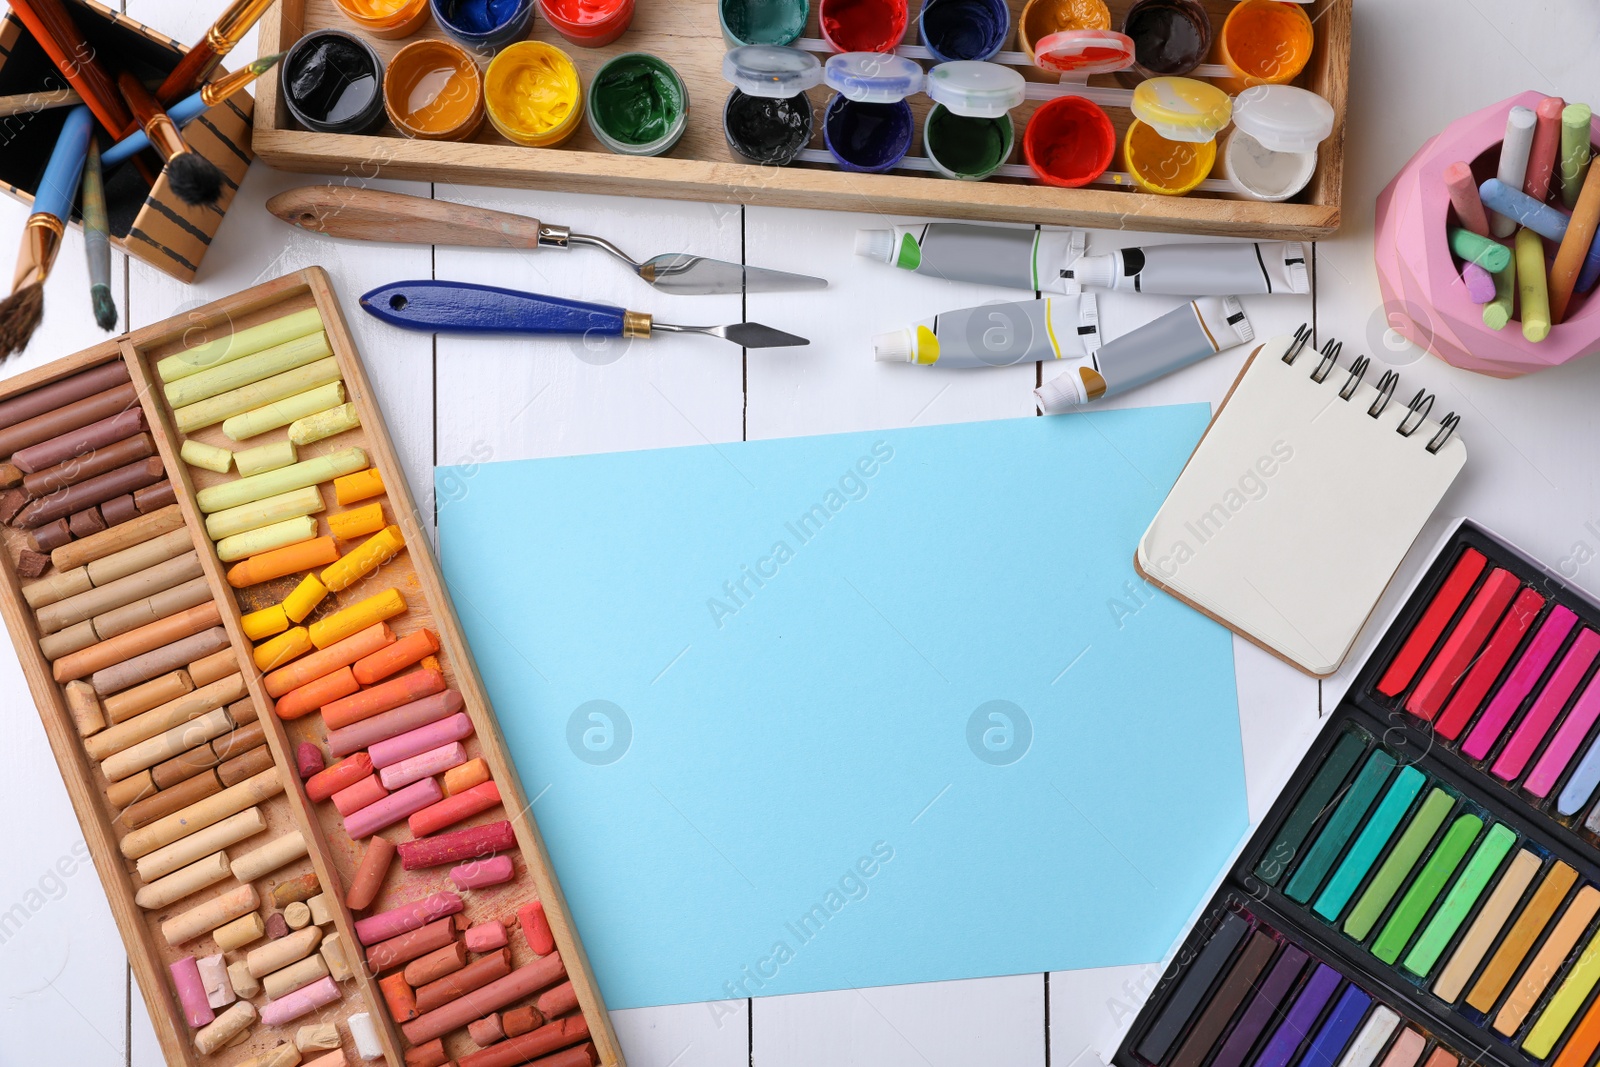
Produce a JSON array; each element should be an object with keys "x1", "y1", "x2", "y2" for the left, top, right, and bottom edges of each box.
[
  {"x1": 872, "y1": 293, "x2": 1100, "y2": 369},
  {"x1": 855, "y1": 224, "x2": 1087, "y2": 294},
  {"x1": 1035, "y1": 297, "x2": 1254, "y2": 411},
  {"x1": 856, "y1": 223, "x2": 1308, "y2": 297},
  {"x1": 1061, "y1": 241, "x2": 1309, "y2": 296}
]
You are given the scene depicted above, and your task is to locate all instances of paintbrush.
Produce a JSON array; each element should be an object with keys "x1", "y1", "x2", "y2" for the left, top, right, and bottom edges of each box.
[
  {"x1": 115, "y1": 71, "x2": 224, "y2": 207},
  {"x1": 3, "y1": 0, "x2": 133, "y2": 138},
  {"x1": 155, "y1": 0, "x2": 279, "y2": 105},
  {"x1": 0, "y1": 105, "x2": 92, "y2": 357},
  {"x1": 101, "y1": 54, "x2": 285, "y2": 169},
  {"x1": 82, "y1": 139, "x2": 116, "y2": 331},
  {"x1": 0, "y1": 79, "x2": 166, "y2": 119}
]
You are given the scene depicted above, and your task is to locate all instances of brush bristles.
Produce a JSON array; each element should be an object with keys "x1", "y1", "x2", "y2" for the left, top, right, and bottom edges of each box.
[
  {"x1": 91, "y1": 284, "x2": 117, "y2": 332},
  {"x1": 167, "y1": 152, "x2": 224, "y2": 207},
  {"x1": 0, "y1": 283, "x2": 43, "y2": 356}
]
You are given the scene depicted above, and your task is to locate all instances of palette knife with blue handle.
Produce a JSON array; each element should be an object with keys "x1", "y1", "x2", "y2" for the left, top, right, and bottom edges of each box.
[{"x1": 361, "y1": 280, "x2": 809, "y2": 349}]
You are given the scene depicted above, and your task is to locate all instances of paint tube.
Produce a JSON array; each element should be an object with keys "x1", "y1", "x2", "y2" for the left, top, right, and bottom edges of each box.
[
  {"x1": 872, "y1": 293, "x2": 1100, "y2": 368},
  {"x1": 854, "y1": 224, "x2": 1087, "y2": 294},
  {"x1": 1061, "y1": 241, "x2": 1310, "y2": 296},
  {"x1": 1035, "y1": 297, "x2": 1254, "y2": 411}
]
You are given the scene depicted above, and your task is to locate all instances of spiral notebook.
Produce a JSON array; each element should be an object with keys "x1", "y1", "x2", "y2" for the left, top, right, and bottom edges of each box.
[{"x1": 1135, "y1": 327, "x2": 1468, "y2": 677}]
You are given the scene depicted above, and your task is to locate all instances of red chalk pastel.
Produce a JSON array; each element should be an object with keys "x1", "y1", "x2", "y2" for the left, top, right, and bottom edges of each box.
[
  {"x1": 519, "y1": 900, "x2": 555, "y2": 956},
  {"x1": 296, "y1": 741, "x2": 325, "y2": 780},
  {"x1": 398, "y1": 820, "x2": 517, "y2": 870},
  {"x1": 409, "y1": 780, "x2": 502, "y2": 837}
]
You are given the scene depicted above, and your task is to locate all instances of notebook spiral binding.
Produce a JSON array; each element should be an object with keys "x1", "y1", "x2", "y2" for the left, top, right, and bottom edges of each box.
[{"x1": 1282, "y1": 323, "x2": 1460, "y2": 455}]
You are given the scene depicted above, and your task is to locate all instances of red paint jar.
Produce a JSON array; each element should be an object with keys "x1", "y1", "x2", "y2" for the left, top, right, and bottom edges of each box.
[
  {"x1": 819, "y1": 0, "x2": 908, "y2": 52},
  {"x1": 539, "y1": 0, "x2": 634, "y2": 46},
  {"x1": 1024, "y1": 95, "x2": 1114, "y2": 187}
]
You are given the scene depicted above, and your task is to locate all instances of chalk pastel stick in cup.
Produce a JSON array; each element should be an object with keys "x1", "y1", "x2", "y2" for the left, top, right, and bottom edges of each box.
[
  {"x1": 1492, "y1": 106, "x2": 1538, "y2": 237},
  {"x1": 1525, "y1": 96, "x2": 1566, "y2": 201},
  {"x1": 1444, "y1": 162, "x2": 1491, "y2": 237}
]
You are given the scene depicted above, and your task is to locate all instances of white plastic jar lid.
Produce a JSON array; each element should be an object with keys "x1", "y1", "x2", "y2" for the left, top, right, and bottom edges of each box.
[
  {"x1": 1032, "y1": 29, "x2": 1135, "y2": 74},
  {"x1": 925, "y1": 61, "x2": 1026, "y2": 118},
  {"x1": 723, "y1": 44, "x2": 825, "y2": 98},
  {"x1": 824, "y1": 51, "x2": 925, "y2": 103},
  {"x1": 1231, "y1": 84, "x2": 1336, "y2": 154}
]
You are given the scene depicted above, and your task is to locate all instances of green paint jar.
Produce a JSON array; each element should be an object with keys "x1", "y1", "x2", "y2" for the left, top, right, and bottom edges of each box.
[
  {"x1": 586, "y1": 53, "x2": 689, "y2": 156},
  {"x1": 921, "y1": 61, "x2": 1025, "y2": 181},
  {"x1": 719, "y1": 0, "x2": 809, "y2": 47}
]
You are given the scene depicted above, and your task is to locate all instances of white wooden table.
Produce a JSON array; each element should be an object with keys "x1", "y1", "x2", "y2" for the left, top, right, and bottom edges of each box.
[{"x1": 4, "y1": 0, "x2": 1600, "y2": 1062}]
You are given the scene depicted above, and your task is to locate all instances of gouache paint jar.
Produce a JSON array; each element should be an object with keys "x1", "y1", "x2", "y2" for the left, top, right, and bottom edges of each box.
[
  {"x1": 1223, "y1": 84, "x2": 1334, "y2": 201},
  {"x1": 721, "y1": 45, "x2": 824, "y2": 165},
  {"x1": 821, "y1": 51, "x2": 922, "y2": 172},
  {"x1": 587, "y1": 53, "x2": 688, "y2": 156},
  {"x1": 1023, "y1": 94, "x2": 1114, "y2": 187},
  {"x1": 1122, "y1": 75, "x2": 1230, "y2": 195},
  {"x1": 922, "y1": 61, "x2": 1024, "y2": 180},
  {"x1": 484, "y1": 40, "x2": 583, "y2": 146},
  {"x1": 384, "y1": 38, "x2": 484, "y2": 140}
]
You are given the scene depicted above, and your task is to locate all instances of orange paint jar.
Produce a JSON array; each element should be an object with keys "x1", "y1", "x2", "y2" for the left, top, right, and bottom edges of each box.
[
  {"x1": 1216, "y1": 0, "x2": 1314, "y2": 94},
  {"x1": 384, "y1": 39, "x2": 485, "y2": 140},
  {"x1": 1016, "y1": 0, "x2": 1108, "y2": 61},
  {"x1": 333, "y1": 0, "x2": 430, "y2": 39}
]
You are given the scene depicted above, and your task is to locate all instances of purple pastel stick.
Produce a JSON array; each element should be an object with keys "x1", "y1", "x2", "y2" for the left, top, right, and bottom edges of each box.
[
  {"x1": 1253, "y1": 964, "x2": 1342, "y2": 1067},
  {"x1": 1210, "y1": 945, "x2": 1310, "y2": 1067},
  {"x1": 1463, "y1": 261, "x2": 1498, "y2": 303}
]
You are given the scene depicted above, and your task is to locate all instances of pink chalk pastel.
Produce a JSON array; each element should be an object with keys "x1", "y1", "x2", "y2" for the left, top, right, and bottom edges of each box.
[
  {"x1": 1462, "y1": 261, "x2": 1497, "y2": 303},
  {"x1": 464, "y1": 921, "x2": 508, "y2": 953},
  {"x1": 198, "y1": 953, "x2": 235, "y2": 1008},
  {"x1": 451, "y1": 855, "x2": 515, "y2": 891},
  {"x1": 354, "y1": 890, "x2": 464, "y2": 945},
  {"x1": 369, "y1": 713, "x2": 475, "y2": 769},
  {"x1": 169, "y1": 955, "x2": 215, "y2": 1028},
  {"x1": 1462, "y1": 605, "x2": 1580, "y2": 758},
  {"x1": 332, "y1": 773, "x2": 389, "y2": 817},
  {"x1": 259, "y1": 976, "x2": 340, "y2": 1026},
  {"x1": 1493, "y1": 629, "x2": 1600, "y2": 781},
  {"x1": 1525, "y1": 96, "x2": 1566, "y2": 201},
  {"x1": 1379, "y1": 90, "x2": 1600, "y2": 377},
  {"x1": 344, "y1": 776, "x2": 444, "y2": 838},
  {"x1": 328, "y1": 690, "x2": 464, "y2": 759},
  {"x1": 1445, "y1": 160, "x2": 1491, "y2": 236},
  {"x1": 380, "y1": 741, "x2": 468, "y2": 791},
  {"x1": 1525, "y1": 670, "x2": 1600, "y2": 798}
]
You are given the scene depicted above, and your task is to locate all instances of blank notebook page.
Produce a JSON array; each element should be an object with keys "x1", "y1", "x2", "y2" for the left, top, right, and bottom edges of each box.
[{"x1": 1137, "y1": 334, "x2": 1467, "y2": 676}]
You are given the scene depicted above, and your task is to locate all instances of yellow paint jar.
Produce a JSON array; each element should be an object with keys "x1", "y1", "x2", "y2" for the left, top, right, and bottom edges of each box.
[
  {"x1": 1122, "y1": 77, "x2": 1230, "y2": 196},
  {"x1": 1216, "y1": 0, "x2": 1314, "y2": 94},
  {"x1": 484, "y1": 40, "x2": 583, "y2": 147},
  {"x1": 332, "y1": 0, "x2": 430, "y2": 39},
  {"x1": 1017, "y1": 0, "x2": 1108, "y2": 61},
  {"x1": 384, "y1": 39, "x2": 485, "y2": 140}
]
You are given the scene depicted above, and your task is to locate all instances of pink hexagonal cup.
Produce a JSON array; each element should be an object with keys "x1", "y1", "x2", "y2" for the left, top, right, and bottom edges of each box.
[{"x1": 1375, "y1": 91, "x2": 1600, "y2": 378}]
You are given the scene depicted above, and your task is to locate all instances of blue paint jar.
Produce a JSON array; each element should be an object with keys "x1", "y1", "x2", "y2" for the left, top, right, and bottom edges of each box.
[
  {"x1": 821, "y1": 52, "x2": 922, "y2": 173},
  {"x1": 431, "y1": 0, "x2": 535, "y2": 52},
  {"x1": 918, "y1": 0, "x2": 1010, "y2": 62}
]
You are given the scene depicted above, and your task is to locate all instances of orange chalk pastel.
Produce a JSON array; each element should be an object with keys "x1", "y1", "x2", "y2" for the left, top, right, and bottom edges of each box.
[
  {"x1": 329, "y1": 502, "x2": 385, "y2": 540},
  {"x1": 354, "y1": 628, "x2": 440, "y2": 685},
  {"x1": 264, "y1": 622, "x2": 395, "y2": 697},
  {"x1": 323, "y1": 668, "x2": 446, "y2": 730},
  {"x1": 227, "y1": 537, "x2": 340, "y2": 588},
  {"x1": 275, "y1": 666, "x2": 360, "y2": 720},
  {"x1": 335, "y1": 468, "x2": 385, "y2": 505}
]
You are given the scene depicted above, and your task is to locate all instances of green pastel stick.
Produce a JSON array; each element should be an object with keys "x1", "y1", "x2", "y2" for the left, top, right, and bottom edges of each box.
[
  {"x1": 1286, "y1": 750, "x2": 1398, "y2": 903},
  {"x1": 1484, "y1": 257, "x2": 1516, "y2": 330},
  {"x1": 1256, "y1": 730, "x2": 1367, "y2": 885},
  {"x1": 1344, "y1": 788, "x2": 1454, "y2": 941},
  {"x1": 163, "y1": 331, "x2": 332, "y2": 408},
  {"x1": 158, "y1": 307, "x2": 326, "y2": 382},
  {"x1": 1372, "y1": 813, "x2": 1483, "y2": 964},
  {"x1": 1449, "y1": 228, "x2": 1513, "y2": 273},
  {"x1": 194, "y1": 447, "x2": 368, "y2": 514},
  {"x1": 1402, "y1": 823, "x2": 1517, "y2": 977},
  {"x1": 1314, "y1": 766, "x2": 1427, "y2": 922},
  {"x1": 1560, "y1": 104, "x2": 1593, "y2": 210}
]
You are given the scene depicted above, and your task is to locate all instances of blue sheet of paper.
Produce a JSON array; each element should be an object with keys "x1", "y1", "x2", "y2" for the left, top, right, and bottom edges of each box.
[{"x1": 437, "y1": 408, "x2": 1245, "y2": 1010}]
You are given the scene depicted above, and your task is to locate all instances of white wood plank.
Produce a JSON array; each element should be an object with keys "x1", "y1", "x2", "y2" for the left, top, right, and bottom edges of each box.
[
  {"x1": 0, "y1": 647, "x2": 130, "y2": 1065},
  {"x1": 756, "y1": 977, "x2": 1045, "y2": 1067},
  {"x1": 430, "y1": 187, "x2": 745, "y2": 468},
  {"x1": 612, "y1": 1001, "x2": 751, "y2": 1067}
]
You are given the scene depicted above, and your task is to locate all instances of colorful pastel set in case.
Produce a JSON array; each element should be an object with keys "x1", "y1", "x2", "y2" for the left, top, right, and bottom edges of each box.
[
  {"x1": 0, "y1": 269, "x2": 621, "y2": 1067},
  {"x1": 1116, "y1": 520, "x2": 1600, "y2": 1067}
]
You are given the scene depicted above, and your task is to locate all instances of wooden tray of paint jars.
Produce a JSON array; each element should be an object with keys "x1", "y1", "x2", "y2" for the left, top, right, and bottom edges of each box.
[
  {"x1": 252, "y1": 0, "x2": 1352, "y2": 240},
  {"x1": 0, "y1": 267, "x2": 623, "y2": 1067}
]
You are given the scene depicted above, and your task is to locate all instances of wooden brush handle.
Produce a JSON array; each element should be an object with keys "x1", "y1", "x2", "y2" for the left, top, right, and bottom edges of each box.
[
  {"x1": 266, "y1": 187, "x2": 548, "y2": 251},
  {"x1": 4, "y1": 0, "x2": 133, "y2": 137},
  {"x1": 115, "y1": 71, "x2": 183, "y2": 161},
  {"x1": 154, "y1": 43, "x2": 217, "y2": 107}
]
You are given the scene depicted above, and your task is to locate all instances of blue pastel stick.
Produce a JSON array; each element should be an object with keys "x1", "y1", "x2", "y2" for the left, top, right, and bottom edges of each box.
[
  {"x1": 1478, "y1": 178, "x2": 1571, "y2": 242},
  {"x1": 1300, "y1": 984, "x2": 1372, "y2": 1067},
  {"x1": 100, "y1": 91, "x2": 208, "y2": 168},
  {"x1": 1558, "y1": 736, "x2": 1600, "y2": 815},
  {"x1": 34, "y1": 105, "x2": 93, "y2": 222},
  {"x1": 1579, "y1": 241, "x2": 1600, "y2": 293}
]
